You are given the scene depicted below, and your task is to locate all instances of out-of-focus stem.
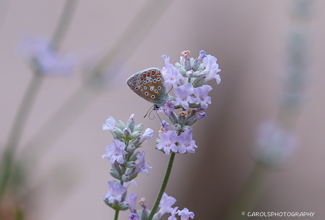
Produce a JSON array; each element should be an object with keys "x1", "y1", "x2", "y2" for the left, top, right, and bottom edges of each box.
[
  {"x1": 93, "y1": 0, "x2": 173, "y2": 77},
  {"x1": 0, "y1": 75, "x2": 43, "y2": 200},
  {"x1": 20, "y1": 0, "x2": 174, "y2": 163},
  {"x1": 224, "y1": 163, "x2": 271, "y2": 220},
  {"x1": 0, "y1": 0, "x2": 78, "y2": 202},
  {"x1": 51, "y1": 0, "x2": 78, "y2": 50}
]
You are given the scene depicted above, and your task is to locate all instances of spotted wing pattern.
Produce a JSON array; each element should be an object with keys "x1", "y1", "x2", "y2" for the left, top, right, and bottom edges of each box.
[{"x1": 127, "y1": 68, "x2": 166, "y2": 105}]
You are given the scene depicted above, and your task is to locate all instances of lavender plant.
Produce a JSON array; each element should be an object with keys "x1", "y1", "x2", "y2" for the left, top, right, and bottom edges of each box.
[{"x1": 102, "y1": 50, "x2": 221, "y2": 220}]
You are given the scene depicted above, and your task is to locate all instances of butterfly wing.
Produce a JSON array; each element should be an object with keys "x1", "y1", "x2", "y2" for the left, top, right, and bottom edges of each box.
[{"x1": 127, "y1": 68, "x2": 167, "y2": 106}]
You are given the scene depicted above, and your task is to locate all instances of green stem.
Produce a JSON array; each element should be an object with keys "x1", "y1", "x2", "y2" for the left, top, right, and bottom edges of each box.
[
  {"x1": 223, "y1": 163, "x2": 271, "y2": 220},
  {"x1": 0, "y1": 75, "x2": 43, "y2": 199},
  {"x1": 114, "y1": 210, "x2": 119, "y2": 220},
  {"x1": 51, "y1": 0, "x2": 78, "y2": 50},
  {"x1": 147, "y1": 152, "x2": 175, "y2": 220}
]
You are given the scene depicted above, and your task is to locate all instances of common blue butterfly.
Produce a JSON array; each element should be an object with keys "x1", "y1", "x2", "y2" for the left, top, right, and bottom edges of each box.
[{"x1": 127, "y1": 68, "x2": 167, "y2": 110}]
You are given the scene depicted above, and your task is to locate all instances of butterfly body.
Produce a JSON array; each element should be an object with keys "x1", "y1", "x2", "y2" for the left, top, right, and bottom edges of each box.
[{"x1": 127, "y1": 68, "x2": 167, "y2": 110}]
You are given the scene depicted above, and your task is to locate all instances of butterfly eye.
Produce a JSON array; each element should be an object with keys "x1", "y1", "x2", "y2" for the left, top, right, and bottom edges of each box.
[
  {"x1": 157, "y1": 77, "x2": 161, "y2": 81},
  {"x1": 158, "y1": 86, "x2": 161, "y2": 90},
  {"x1": 144, "y1": 86, "x2": 147, "y2": 90},
  {"x1": 135, "y1": 87, "x2": 139, "y2": 90},
  {"x1": 154, "y1": 89, "x2": 158, "y2": 93},
  {"x1": 145, "y1": 92, "x2": 149, "y2": 96},
  {"x1": 151, "y1": 95, "x2": 155, "y2": 99},
  {"x1": 153, "y1": 79, "x2": 156, "y2": 83}
]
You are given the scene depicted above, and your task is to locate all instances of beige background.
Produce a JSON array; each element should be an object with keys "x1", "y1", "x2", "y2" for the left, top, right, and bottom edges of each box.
[{"x1": 1, "y1": 0, "x2": 324, "y2": 219}]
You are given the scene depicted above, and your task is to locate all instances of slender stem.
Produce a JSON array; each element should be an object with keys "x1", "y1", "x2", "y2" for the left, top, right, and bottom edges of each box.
[
  {"x1": 114, "y1": 210, "x2": 119, "y2": 220},
  {"x1": 51, "y1": 0, "x2": 78, "y2": 50},
  {"x1": 0, "y1": 0, "x2": 78, "y2": 202},
  {"x1": 223, "y1": 163, "x2": 271, "y2": 220},
  {"x1": 0, "y1": 75, "x2": 43, "y2": 199},
  {"x1": 19, "y1": 0, "x2": 173, "y2": 164},
  {"x1": 147, "y1": 152, "x2": 175, "y2": 220},
  {"x1": 93, "y1": 0, "x2": 173, "y2": 76}
]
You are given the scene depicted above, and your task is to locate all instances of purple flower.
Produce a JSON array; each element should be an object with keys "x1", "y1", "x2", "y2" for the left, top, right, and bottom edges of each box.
[
  {"x1": 203, "y1": 54, "x2": 221, "y2": 84},
  {"x1": 156, "y1": 130, "x2": 179, "y2": 155},
  {"x1": 194, "y1": 85, "x2": 212, "y2": 109},
  {"x1": 174, "y1": 83, "x2": 198, "y2": 109},
  {"x1": 158, "y1": 192, "x2": 177, "y2": 216},
  {"x1": 134, "y1": 150, "x2": 152, "y2": 174},
  {"x1": 161, "y1": 55, "x2": 184, "y2": 87},
  {"x1": 158, "y1": 99, "x2": 175, "y2": 117},
  {"x1": 254, "y1": 120, "x2": 298, "y2": 167},
  {"x1": 128, "y1": 193, "x2": 137, "y2": 213},
  {"x1": 177, "y1": 208, "x2": 195, "y2": 220},
  {"x1": 102, "y1": 116, "x2": 116, "y2": 131},
  {"x1": 139, "y1": 128, "x2": 154, "y2": 144},
  {"x1": 128, "y1": 213, "x2": 140, "y2": 220},
  {"x1": 198, "y1": 50, "x2": 206, "y2": 61},
  {"x1": 161, "y1": 120, "x2": 169, "y2": 132},
  {"x1": 20, "y1": 35, "x2": 74, "y2": 76},
  {"x1": 103, "y1": 180, "x2": 127, "y2": 204},
  {"x1": 102, "y1": 140, "x2": 127, "y2": 164},
  {"x1": 123, "y1": 180, "x2": 137, "y2": 188},
  {"x1": 178, "y1": 129, "x2": 197, "y2": 154},
  {"x1": 196, "y1": 112, "x2": 206, "y2": 120},
  {"x1": 167, "y1": 207, "x2": 179, "y2": 220}
]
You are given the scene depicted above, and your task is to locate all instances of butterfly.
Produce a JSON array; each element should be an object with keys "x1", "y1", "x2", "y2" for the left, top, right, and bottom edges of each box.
[{"x1": 127, "y1": 68, "x2": 168, "y2": 110}]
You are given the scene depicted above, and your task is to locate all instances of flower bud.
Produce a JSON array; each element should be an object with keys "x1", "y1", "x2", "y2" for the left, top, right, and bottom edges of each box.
[
  {"x1": 173, "y1": 124, "x2": 182, "y2": 131},
  {"x1": 184, "y1": 58, "x2": 191, "y2": 71},
  {"x1": 185, "y1": 117, "x2": 197, "y2": 126},
  {"x1": 178, "y1": 112, "x2": 187, "y2": 125},
  {"x1": 192, "y1": 75, "x2": 206, "y2": 87},
  {"x1": 169, "y1": 111, "x2": 178, "y2": 124},
  {"x1": 117, "y1": 120, "x2": 126, "y2": 130},
  {"x1": 182, "y1": 125, "x2": 191, "y2": 132},
  {"x1": 126, "y1": 161, "x2": 136, "y2": 168},
  {"x1": 113, "y1": 127, "x2": 124, "y2": 138},
  {"x1": 126, "y1": 114, "x2": 135, "y2": 131},
  {"x1": 134, "y1": 123, "x2": 144, "y2": 132},
  {"x1": 109, "y1": 168, "x2": 121, "y2": 179},
  {"x1": 129, "y1": 151, "x2": 139, "y2": 161},
  {"x1": 124, "y1": 127, "x2": 131, "y2": 138},
  {"x1": 122, "y1": 172, "x2": 138, "y2": 182},
  {"x1": 186, "y1": 70, "x2": 194, "y2": 78},
  {"x1": 131, "y1": 131, "x2": 141, "y2": 139},
  {"x1": 179, "y1": 66, "x2": 187, "y2": 76}
]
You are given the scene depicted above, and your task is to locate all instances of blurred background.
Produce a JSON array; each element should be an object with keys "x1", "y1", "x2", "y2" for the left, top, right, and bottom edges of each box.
[{"x1": 0, "y1": 0, "x2": 324, "y2": 219}]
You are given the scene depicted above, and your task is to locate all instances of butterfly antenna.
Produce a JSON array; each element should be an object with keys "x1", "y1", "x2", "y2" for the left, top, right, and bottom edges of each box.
[
  {"x1": 148, "y1": 108, "x2": 155, "y2": 120},
  {"x1": 144, "y1": 106, "x2": 154, "y2": 118}
]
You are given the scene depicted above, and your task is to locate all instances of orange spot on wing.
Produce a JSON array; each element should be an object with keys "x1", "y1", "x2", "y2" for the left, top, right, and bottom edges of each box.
[
  {"x1": 147, "y1": 73, "x2": 150, "y2": 77},
  {"x1": 158, "y1": 72, "x2": 161, "y2": 75}
]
